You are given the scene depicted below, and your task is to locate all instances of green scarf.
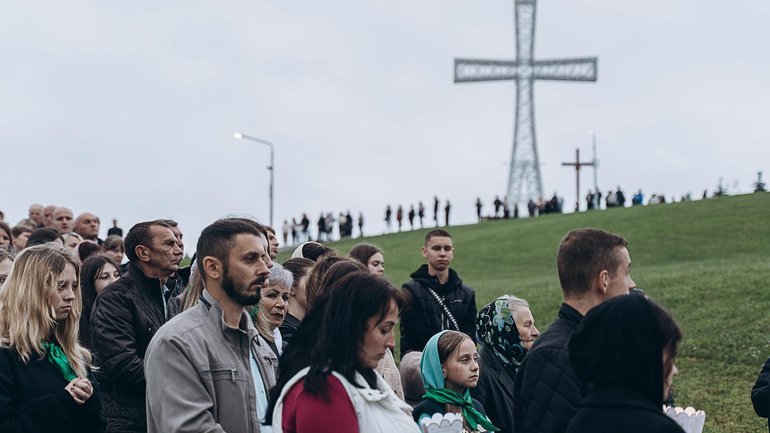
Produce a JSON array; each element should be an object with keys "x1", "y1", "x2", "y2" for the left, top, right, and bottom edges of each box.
[
  {"x1": 422, "y1": 387, "x2": 499, "y2": 432},
  {"x1": 41, "y1": 341, "x2": 77, "y2": 382}
]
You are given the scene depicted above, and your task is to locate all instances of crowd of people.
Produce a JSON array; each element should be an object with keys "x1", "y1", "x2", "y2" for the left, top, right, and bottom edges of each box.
[
  {"x1": 212, "y1": 184, "x2": 731, "y2": 251},
  {"x1": 0, "y1": 198, "x2": 716, "y2": 433},
  {"x1": 280, "y1": 211, "x2": 363, "y2": 246}
]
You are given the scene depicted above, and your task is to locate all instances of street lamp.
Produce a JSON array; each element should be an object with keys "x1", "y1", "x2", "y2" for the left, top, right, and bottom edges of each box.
[
  {"x1": 589, "y1": 130, "x2": 599, "y2": 209},
  {"x1": 233, "y1": 132, "x2": 275, "y2": 227}
]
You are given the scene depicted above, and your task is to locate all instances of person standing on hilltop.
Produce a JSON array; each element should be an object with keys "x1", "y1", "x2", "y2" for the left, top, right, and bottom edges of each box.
[
  {"x1": 384, "y1": 205, "x2": 392, "y2": 233},
  {"x1": 418, "y1": 202, "x2": 425, "y2": 228},
  {"x1": 433, "y1": 196, "x2": 440, "y2": 227},
  {"x1": 399, "y1": 229, "x2": 477, "y2": 357}
]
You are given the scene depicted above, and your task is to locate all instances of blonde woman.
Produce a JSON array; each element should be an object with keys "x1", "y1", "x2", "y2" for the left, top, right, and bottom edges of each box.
[{"x1": 0, "y1": 246, "x2": 104, "y2": 432}]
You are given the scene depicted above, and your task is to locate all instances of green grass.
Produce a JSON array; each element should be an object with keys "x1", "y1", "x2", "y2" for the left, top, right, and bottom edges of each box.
[{"x1": 282, "y1": 192, "x2": 770, "y2": 433}]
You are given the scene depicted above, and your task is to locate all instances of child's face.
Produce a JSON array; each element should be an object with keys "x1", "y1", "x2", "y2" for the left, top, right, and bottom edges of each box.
[{"x1": 442, "y1": 338, "x2": 480, "y2": 393}]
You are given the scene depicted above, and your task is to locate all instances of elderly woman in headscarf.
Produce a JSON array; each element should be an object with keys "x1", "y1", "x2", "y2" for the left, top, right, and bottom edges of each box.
[{"x1": 471, "y1": 295, "x2": 539, "y2": 433}]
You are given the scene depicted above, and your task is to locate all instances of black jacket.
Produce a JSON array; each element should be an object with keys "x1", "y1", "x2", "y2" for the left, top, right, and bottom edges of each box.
[
  {"x1": 279, "y1": 313, "x2": 301, "y2": 347},
  {"x1": 565, "y1": 386, "x2": 684, "y2": 433},
  {"x1": 567, "y1": 295, "x2": 685, "y2": 433},
  {"x1": 513, "y1": 303, "x2": 584, "y2": 433},
  {"x1": 0, "y1": 346, "x2": 105, "y2": 433},
  {"x1": 90, "y1": 262, "x2": 168, "y2": 433},
  {"x1": 471, "y1": 344, "x2": 516, "y2": 433},
  {"x1": 399, "y1": 265, "x2": 477, "y2": 356},
  {"x1": 752, "y1": 356, "x2": 770, "y2": 432}
]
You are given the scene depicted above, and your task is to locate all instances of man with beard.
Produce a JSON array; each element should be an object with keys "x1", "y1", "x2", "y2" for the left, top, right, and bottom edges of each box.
[
  {"x1": 91, "y1": 220, "x2": 184, "y2": 433},
  {"x1": 145, "y1": 218, "x2": 275, "y2": 433}
]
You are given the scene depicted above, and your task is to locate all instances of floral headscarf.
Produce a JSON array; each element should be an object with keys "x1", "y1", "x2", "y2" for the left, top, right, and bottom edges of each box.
[{"x1": 475, "y1": 296, "x2": 527, "y2": 377}]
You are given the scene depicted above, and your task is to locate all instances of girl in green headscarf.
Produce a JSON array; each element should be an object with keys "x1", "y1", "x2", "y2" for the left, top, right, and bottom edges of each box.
[{"x1": 412, "y1": 330, "x2": 499, "y2": 432}]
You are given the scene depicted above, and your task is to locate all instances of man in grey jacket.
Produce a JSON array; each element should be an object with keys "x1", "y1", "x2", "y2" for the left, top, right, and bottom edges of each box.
[{"x1": 145, "y1": 218, "x2": 276, "y2": 433}]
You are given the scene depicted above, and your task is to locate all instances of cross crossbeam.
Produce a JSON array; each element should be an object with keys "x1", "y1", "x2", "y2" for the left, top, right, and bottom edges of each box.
[
  {"x1": 455, "y1": 58, "x2": 598, "y2": 82},
  {"x1": 454, "y1": 0, "x2": 598, "y2": 207}
]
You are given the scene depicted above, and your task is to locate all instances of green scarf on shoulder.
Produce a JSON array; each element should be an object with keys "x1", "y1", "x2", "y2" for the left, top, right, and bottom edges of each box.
[
  {"x1": 41, "y1": 341, "x2": 77, "y2": 382},
  {"x1": 422, "y1": 387, "x2": 498, "y2": 432}
]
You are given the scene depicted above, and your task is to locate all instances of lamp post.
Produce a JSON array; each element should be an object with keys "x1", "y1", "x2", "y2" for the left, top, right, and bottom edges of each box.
[
  {"x1": 233, "y1": 132, "x2": 274, "y2": 227},
  {"x1": 589, "y1": 130, "x2": 599, "y2": 209}
]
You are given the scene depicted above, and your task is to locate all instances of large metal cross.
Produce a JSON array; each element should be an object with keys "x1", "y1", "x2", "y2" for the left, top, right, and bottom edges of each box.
[{"x1": 454, "y1": 0, "x2": 597, "y2": 207}]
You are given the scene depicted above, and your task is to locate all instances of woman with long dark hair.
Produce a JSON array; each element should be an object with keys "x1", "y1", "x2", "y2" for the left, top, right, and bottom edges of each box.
[
  {"x1": 349, "y1": 244, "x2": 403, "y2": 399},
  {"x1": 566, "y1": 295, "x2": 684, "y2": 433},
  {"x1": 0, "y1": 246, "x2": 104, "y2": 432},
  {"x1": 266, "y1": 272, "x2": 418, "y2": 433},
  {"x1": 78, "y1": 255, "x2": 121, "y2": 350}
]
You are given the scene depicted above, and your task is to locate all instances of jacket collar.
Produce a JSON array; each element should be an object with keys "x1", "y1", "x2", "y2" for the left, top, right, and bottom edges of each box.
[
  {"x1": 410, "y1": 264, "x2": 462, "y2": 290},
  {"x1": 126, "y1": 262, "x2": 164, "y2": 292},
  {"x1": 557, "y1": 302, "x2": 584, "y2": 328},
  {"x1": 200, "y1": 289, "x2": 260, "y2": 344}
]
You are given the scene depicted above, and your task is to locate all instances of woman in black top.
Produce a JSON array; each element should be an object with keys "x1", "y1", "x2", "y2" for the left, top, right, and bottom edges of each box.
[{"x1": 0, "y1": 246, "x2": 104, "y2": 433}]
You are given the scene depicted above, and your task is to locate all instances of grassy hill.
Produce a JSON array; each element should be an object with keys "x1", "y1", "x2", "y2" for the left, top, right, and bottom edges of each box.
[{"x1": 283, "y1": 192, "x2": 770, "y2": 432}]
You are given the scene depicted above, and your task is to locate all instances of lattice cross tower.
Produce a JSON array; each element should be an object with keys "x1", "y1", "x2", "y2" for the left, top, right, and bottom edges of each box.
[{"x1": 454, "y1": 0, "x2": 597, "y2": 205}]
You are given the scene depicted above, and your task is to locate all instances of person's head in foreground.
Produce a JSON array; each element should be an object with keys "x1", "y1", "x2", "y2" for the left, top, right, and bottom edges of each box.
[{"x1": 566, "y1": 295, "x2": 683, "y2": 433}]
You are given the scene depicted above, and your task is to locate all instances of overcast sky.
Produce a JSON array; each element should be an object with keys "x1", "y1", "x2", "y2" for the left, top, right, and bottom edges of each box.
[{"x1": 2, "y1": 0, "x2": 768, "y2": 252}]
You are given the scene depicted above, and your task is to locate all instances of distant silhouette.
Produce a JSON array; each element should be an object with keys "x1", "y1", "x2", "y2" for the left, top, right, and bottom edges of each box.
[
  {"x1": 475, "y1": 197, "x2": 483, "y2": 222},
  {"x1": 444, "y1": 200, "x2": 451, "y2": 227},
  {"x1": 301, "y1": 214, "x2": 310, "y2": 242},
  {"x1": 358, "y1": 212, "x2": 365, "y2": 237},
  {"x1": 396, "y1": 206, "x2": 404, "y2": 232},
  {"x1": 282, "y1": 219, "x2": 290, "y2": 245},
  {"x1": 616, "y1": 187, "x2": 627, "y2": 207},
  {"x1": 408, "y1": 205, "x2": 415, "y2": 230},
  {"x1": 433, "y1": 196, "x2": 440, "y2": 227},
  {"x1": 527, "y1": 199, "x2": 537, "y2": 217},
  {"x1": 317, "y1": 214, "x2": 327, "y2": 241},
  {"x1": 385, "y1": 205, "x2": 392, "y2": 233},
  {"x1": 107, "y1": 218, "x2": 123, "y2": 238},
  {"x1": 418, "y1": 202, "x2": 425, "y2": 228}
]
